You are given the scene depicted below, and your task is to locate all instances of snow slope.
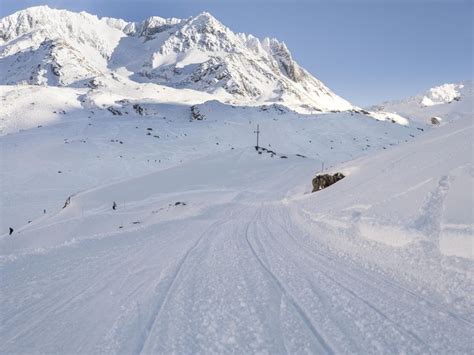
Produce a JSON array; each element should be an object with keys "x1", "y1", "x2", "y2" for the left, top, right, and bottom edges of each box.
[
  {"x1": 295, "y1": 115, "x2": 473, "y2": 261},
  {"x1": 0, "y1": 85, "x2": 86, "y2": 133},
  {"x1": 370, "y1": 81, "x2": 473, "y2": 124},
  {"x1": 0, "y1": 97, "x2": 424, "y2": 233},
  {"x1": 1, "y1": 115, "x2": 472, "y2": 354},
  {"x1": 0, "y1": 6, "x2": 353, "y2": 113}
]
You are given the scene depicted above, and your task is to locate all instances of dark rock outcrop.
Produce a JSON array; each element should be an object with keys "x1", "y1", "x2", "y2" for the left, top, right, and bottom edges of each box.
[
  {"x1": 133, "y1": 104, "x2": 145, "y2": 115},
  {"x1": 190, "y1": 105, "x2": 206, "y2": 120},
  {"x1": 312, "y1": 172, "x2": 345, "y2": 192},
  {"x1": 107, "y1": 106, "x2": 122, "y2": 116},
  {"x1": 62, "y1": 195, "x2": 71, "y2": 209}
]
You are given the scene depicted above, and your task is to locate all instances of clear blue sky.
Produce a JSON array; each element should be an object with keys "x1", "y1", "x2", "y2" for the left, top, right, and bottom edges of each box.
[{"x1": 1, "y1": 0, "x2": 472, "y2": 106}]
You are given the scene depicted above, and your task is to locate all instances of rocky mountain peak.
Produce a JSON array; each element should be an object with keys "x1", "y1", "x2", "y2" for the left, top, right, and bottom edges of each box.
[{"x1": 0, "y1": 6, "x2": 354, "y2": 113}]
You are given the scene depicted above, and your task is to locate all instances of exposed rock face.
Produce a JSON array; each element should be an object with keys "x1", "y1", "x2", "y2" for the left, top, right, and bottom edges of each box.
[
  {"x1": 312, "y1": 172, "x2": 345, "y2": 192},
  {"x1": 190, "y1": 105, "x2": 205, "y2": 120},
  {"x1": 431, "y1": 116, "x2": 441, "y2": 125}
]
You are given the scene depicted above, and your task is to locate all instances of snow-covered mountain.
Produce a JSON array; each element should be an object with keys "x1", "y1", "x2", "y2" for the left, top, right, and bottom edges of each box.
[
  {"x1": 370, "y1": 81, "x2": 473, "y2": 124},
  {"x1": 1, "y1": 6, "x2": 473, "y2": 354},
  {"x1": 0, "y1": 6, "x2": 352, "y2": 112}
]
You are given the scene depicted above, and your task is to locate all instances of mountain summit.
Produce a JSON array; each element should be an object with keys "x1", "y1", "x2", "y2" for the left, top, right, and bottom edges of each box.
[{"x1": 0, "y1": 6, "x2": 353, "y2": 112}]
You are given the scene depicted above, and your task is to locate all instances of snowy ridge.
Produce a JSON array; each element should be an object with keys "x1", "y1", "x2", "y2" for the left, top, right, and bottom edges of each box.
[
  {"x1": 0, "y1": 6, "x2": 125, "y2": 61},
  {"x1": 370, "y1": 81, "x2": 473, "y2": 124},
  {"x1": 0, "y1": 5, "x2": 410, "y2": 135},
  {"x1": 0, "y1": 6, "x2": 353, "y2": 113},
  {"x1": 420, "y1": 83, "x2": 464, "y2": 106}
]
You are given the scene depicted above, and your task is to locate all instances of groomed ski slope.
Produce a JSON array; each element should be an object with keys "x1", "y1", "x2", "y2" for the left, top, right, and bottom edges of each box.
[{"x1": 1, "y1": 116, "x2": 472, "y2": 353}]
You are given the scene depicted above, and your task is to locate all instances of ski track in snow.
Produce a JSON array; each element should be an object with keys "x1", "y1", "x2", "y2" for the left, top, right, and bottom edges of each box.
[
  {"x1": 245, "y1": 208, "x2": 334, "y2": 354},
  {"x1": 1, "y1": 201, "x2": 472, "y2": 354}
]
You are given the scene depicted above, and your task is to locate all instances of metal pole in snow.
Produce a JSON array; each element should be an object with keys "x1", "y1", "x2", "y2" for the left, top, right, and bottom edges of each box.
[{"x1": 254, "y1": 124, "x2": 260, "y2": 148}]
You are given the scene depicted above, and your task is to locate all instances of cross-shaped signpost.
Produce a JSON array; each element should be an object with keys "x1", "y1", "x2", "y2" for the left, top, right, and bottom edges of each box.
[{"x1": 254, "y1": 124, "x2": 260, "y2": 148}]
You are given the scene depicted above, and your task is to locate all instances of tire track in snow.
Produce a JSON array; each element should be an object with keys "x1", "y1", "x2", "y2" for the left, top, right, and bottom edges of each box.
[
  {"x1": 135, "y1": 207, "x2": 244, "y2": 354},
  {"x1": 244, "y1": 208, "x2": 335, "y2": 355}
]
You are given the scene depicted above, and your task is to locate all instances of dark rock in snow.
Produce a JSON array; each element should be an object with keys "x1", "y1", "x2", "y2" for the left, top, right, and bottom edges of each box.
[
  {"x1": 190, "y1": 105, "x2": 206, "y2": 120},
  {"x1": 107, "y1": 106, "x2": 122, "y2": 116},
  {"x1": 312, "y1": 172, "x2": 345, "y2": 192},
  {"x1": 62, "y1": 196, "x2": 71, "y2": 209},
  {"x1": 133, "y1": 104, "x2": 145, "y2": 115}
]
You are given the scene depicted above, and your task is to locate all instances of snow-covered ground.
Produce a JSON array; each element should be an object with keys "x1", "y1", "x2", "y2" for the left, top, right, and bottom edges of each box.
[
  {"x1": 1, "y1": 112, "x2": 472, "y2": 353},
  {"x1": 1, "y1": 5, "x2": 473, "y2": 354},
  {"x1": 0, "y1": 87, "x2": 423, "y2": 234},
  {"x1": 0, "y1": 94, "x2": 425, "y2": 233}
]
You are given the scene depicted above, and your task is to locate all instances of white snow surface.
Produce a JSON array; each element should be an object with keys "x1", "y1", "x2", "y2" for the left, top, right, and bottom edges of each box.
[
  {"x1": 1, "y1": 98, "x2": 473, "y2": 353},
  {"x1": 0, "y1": 6, "x2": 473, "y2": 354},
  {"x1": 370, "y1": 81, "x2": 473, "y2": 124},
  {"x1": 0, "y1": 93, "x2": 426, "y2": 231}
]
